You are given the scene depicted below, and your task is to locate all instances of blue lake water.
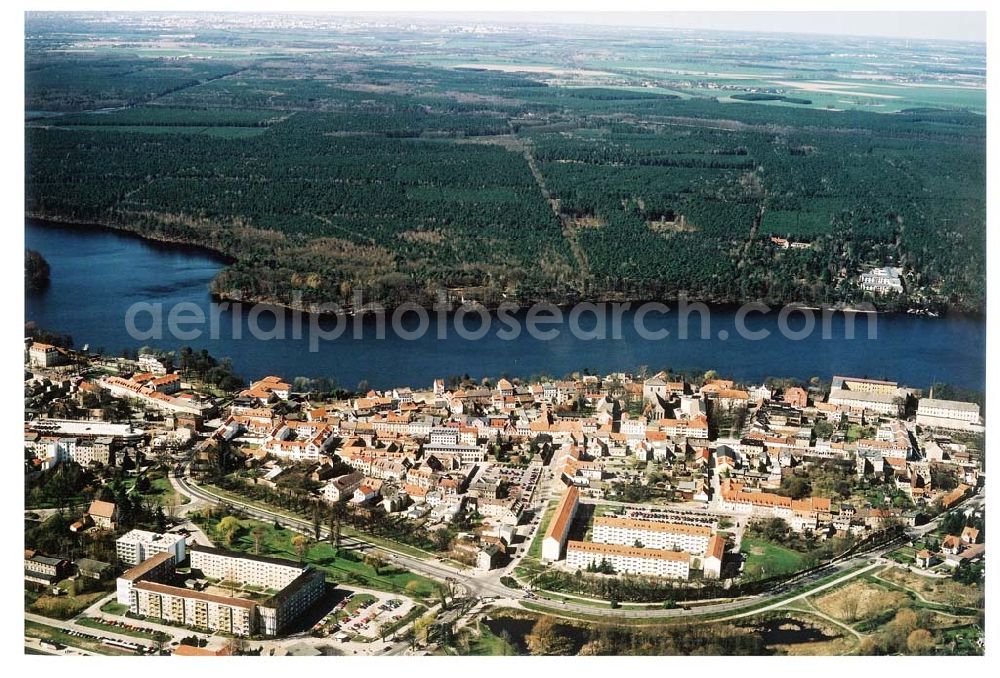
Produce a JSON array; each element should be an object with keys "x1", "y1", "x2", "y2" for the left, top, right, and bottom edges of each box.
[{"x1": 25, "y1": 219, "x2": 986, "y2": 391}]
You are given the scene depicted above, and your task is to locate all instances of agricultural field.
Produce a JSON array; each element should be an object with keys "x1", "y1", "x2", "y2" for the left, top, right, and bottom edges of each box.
[{"x1": 24, "y1": 14, "x2": 986, "y2": 313}]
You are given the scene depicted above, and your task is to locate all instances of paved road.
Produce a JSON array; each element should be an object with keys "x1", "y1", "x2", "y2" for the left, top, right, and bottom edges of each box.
[
  {"x1": 25, "y1": 612, "x2": 158, "y2": 652},
  {"x1": 173, "y1": 467, "x2": 980, "y2": 623}
]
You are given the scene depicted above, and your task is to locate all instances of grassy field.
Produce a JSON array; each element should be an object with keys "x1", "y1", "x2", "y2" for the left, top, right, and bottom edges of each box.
[
  {"x1": 740, "y1": 537, "x2": 806, "y2": 577},
  {"x1": 201, "y1": 481, "x2": 437, "y2": 561},
  {"x1": 25, "y1": 584, "x2": 111, "y2": 620},
  {"x1": 100, "y1": 601, "x2": 129, "y2": 616},
  {"x1": 526, "y1": 500, "x2": 558, "y2": 561},
  {"x1": 211, "y1": 518, "x2": 440, "y2": 600},
  {"x1": 149, "y1": 474, "x2": 189, "y2": 507},
  {"x1": 811, "y1": 578, "x2": 911, "y2": 625},
  {"x1": 76, "y1": 616, "x2": 169, "y2": 642},
  {"x1": 874, "y1": 568, "x2": 983, "y2": 611},
  {"x1": 461, "y1": 621, "x2": 518, "y2": 656},
  {"x1": 518, "y1": 562, "x2": 873, "y2": 625}
]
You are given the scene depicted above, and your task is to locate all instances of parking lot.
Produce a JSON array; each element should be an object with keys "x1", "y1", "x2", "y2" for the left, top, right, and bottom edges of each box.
[{"x1": 310, "y1": 588, "x2": 415, "y2": 642}]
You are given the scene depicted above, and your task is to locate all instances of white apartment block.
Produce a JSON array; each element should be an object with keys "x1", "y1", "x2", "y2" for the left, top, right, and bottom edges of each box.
[
  {"x1": 138, "y1": 353, "x2": 169, "y2": 375},
  {"x1": 828, "y1": 388, "x2": 900, "y2": 416},
  {"x1": 565, "y1": 541, "x2": 691, "y2": 579},
  {"x1": 592, "y1": 517, "x2": 712, "y2": 554},
  {"x1": 916, "y1": 398, "x2": 982, "y2": 430},
  {"x1": 191, "y1": 545, "x2": 303, "y2": 590},
  {"x1": 859, "y1": 266, "x2": 903, "y2": 294},
  {"x1": 116, "y1": 529, "x2": 187, "y2": 566},
  {"x1": 322, "y1": 472, "x2": 364, "y2": 503},
  {"x1": 132, "y1": 582, "x2": 255, "y2": 636}
]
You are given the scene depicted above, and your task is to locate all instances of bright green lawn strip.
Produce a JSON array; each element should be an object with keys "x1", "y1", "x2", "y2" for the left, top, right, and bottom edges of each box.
[
  {"x1": 100, "y1": 601, "x2": 129, "y2": 616},
  {"x1": 526, "y1": 500, "x2": 558, "y2": 561},
  {"x1": 462, "y1": 620, "x2": 519, "y2": 656},
  {"x1": 76, "y1": 616, "x2": 170, "y2": 642},
  {"x1": 740, "y1": 537, "x2": 806, "y2": 577},
  {"x1": 201, "y1": 482, "x2": 435, "y2": 561}
]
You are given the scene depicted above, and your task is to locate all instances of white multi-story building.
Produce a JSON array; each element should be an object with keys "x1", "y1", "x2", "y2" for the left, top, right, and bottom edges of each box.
[
  {"x1": 859, "y1": 266, "x2": 903, "y2": 294},
  {"x1": 138, "y1": 353, "x2": 169, "y2": 375},
  {"x1": 262, "y1": 421, "x2": 334, "y2": 461},
  {"x1": 191, "y1": 545, "x2": 303, "y2": 590},
  {"x1": 565, "y1": 541, "x2": 691, "y2": 579},
  {"x1": 702, "y1": 535, "x2": 726, "y2": 579},
  {"x1": 542, "y1": 485, "x2": 579, "y2": 561},
  {"x1": 827, "y1": 388, "x2": 901, "y2": 416},
  {"x1": 916, "y1": 398, "x2": 982, "y2": 430},
  {"x1": 28, "y1": 342, "x2": 66, "y2": 368},
  {"x1": 116, "y1": 529, "x2": 187, "y2": 566},
  {"x1": 118, "y1": 547, "x2": 324, "y2": 638},
  {"x1": 592, "y1": 517, "x2": 712, "y2": 554},
  {"x1": 619, "y1": 415, "x2": 647, "y2": 438},
  {"x1": 321, "y1": 472, "x2": 364, "y2": 503}
]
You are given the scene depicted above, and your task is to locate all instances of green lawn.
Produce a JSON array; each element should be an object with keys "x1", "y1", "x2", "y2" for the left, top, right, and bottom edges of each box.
[
  {"x1": 26, "y1": 585, "x2": 110, "y2": 620},
  {"x1": 462, "y1": 621, "x2": 518, "y2": 656},
  {"x1": 149, "y1": 475, "x2": 190, "y2": 507},
  {"x1": 76, "y1": 616, "x2": 170, "y2": 642},
  {"x1": 201, "y1": 481, "x2": 436, "y2": 560},
  {"x1": 521, "y1": 562, "x2": 873, "y2": 625},
  {"x1": 212, "y1": 518, "x2": 440, "y2": 600},
  {"x1": 100, "y1": 600, "x2": 129, "y2": 616},
  {"x1": 885, "y1": 546, "x2": 916, "y2": 564},
  {"x1": 526, "y1": 500, "x2": 558, "y2": 561},
  {"x1": 740, "y1": 537, "x2": 806, "y2": 578}
]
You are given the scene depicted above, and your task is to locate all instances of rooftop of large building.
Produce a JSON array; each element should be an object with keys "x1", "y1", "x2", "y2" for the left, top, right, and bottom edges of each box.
[
  {"x1": 190, "y1": 543, "x2": 307, "y2": 571},
  {"x1": 118, "y1": 529, "x2": 185, "y2": 546},
  {"x1": 544, "y1": 485, "x2": 579, "y2": 544},
  {"x1": 134, "y1": 580, "x2": 256, "y2": 609},
  {"x1": 593, "y1": 516, "x2": 712, "y2": 537},
  {"x1": 918, "y1": 398, "x2": 980, "y2": 413},
  {"x1": 119, "y1": 551, "x2": 174, "y2": 581},
  {"x1": 566, "y1": 540, "x2": 692, "y2": 562}
]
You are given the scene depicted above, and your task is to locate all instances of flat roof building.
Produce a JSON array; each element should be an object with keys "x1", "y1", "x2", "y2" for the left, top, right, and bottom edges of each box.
[
  {"x1": 565, "y1": 540, "x2": 691, "y2": 579},
  {"x1": 116, "y1": 529, "x2": 187, "y2": 566}
]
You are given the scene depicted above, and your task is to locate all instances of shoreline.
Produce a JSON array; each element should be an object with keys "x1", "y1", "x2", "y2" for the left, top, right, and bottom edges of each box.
[{"x1": 25, "y1": 214, "x2": 983, "y2": 320}]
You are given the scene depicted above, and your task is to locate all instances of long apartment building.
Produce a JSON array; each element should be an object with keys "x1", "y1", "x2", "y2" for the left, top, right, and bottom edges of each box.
[
  {"x1": 592, "y1": 516, "x2": 712, "y2": 554},
  {"x1": 719, "y1": 481, "x2": 831, "y2": 532},
  {"x1": 565, "y1": 540, "x2": 691, "y2": 579},
  {"x1": 190, "y1": 544, "x2": 306, "y2": 590},
  {"x1": 827, "y1": 375, "x2": 905, "y2": 417},
  {"x1": 116, "y1": 546, "x2": 326, "y2": 637},
  {"x1": 542, "y1": 485, "x2": 579, "y2": 561},
  {"x1": 916, "y1": 398, "x2": 982, "y2": 430},
  {"x1": 132, "y1": 580, "x2": 256, "y2": 636}
]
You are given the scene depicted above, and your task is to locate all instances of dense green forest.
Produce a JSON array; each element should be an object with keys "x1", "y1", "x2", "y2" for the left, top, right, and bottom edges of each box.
[{"x1": 25, "y1": 52, "x2": 985, "y2": 312}]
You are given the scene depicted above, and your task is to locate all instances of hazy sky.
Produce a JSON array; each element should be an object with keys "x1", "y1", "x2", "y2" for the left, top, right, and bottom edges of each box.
[{"x1": 411, "y1": 11, "x2": 986, "y2": 43}]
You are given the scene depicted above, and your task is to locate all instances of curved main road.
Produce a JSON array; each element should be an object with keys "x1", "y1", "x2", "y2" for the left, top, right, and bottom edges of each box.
[{"x1": 172, "y1": 472, "x2": 932, "y2": 622}]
